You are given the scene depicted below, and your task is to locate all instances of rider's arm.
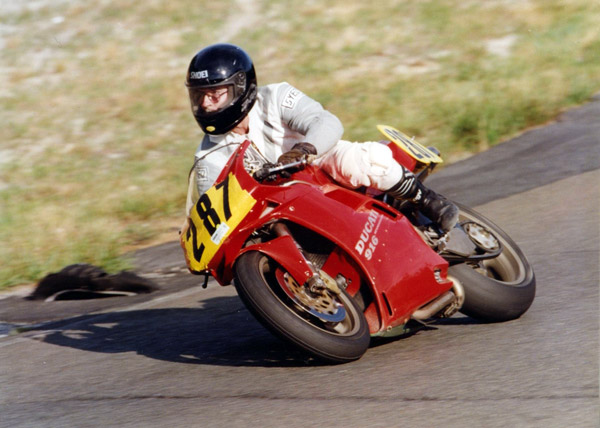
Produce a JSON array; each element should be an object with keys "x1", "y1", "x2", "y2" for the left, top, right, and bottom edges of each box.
[{"x1": 277, "y1": 83, "x2": 343, "y2": 155}]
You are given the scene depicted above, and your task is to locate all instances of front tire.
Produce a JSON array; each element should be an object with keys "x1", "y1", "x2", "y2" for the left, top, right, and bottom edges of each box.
[
  {"x1": 234, "y1": 251, "x2": 370, "y2": 363},
  {"x1": 449, "y1": 203, "x2": 535, "y2": 322}
]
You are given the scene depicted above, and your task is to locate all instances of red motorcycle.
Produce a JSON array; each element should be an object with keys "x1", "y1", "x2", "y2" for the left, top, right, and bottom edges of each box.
[{"x1": 180, "y1": 126, "x2": 535, "y2": 363}]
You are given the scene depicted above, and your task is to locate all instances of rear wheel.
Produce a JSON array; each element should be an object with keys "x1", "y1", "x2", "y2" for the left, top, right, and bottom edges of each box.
[
  {"x1": 234, "y1": 251, "x2": 370, "y2": 363},
  {"x1": 449, "y1": 203, "x2": 535, "y2": 322}
]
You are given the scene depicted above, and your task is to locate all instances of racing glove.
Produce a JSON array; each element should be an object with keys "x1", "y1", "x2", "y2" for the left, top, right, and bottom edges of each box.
[{"x1": 277, "y1": 142, "x2": 317, "y2": 165}]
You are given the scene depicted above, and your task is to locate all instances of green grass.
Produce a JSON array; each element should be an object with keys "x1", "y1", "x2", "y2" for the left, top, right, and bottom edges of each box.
[{"x1": 1, "y1": 0, "x2": 599, "y2": 288}]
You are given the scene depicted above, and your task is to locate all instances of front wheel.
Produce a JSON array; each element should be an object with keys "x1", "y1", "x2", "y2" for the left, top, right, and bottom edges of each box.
[
  {"x1": 234, "y1": 251, "x2": 370, "y2": 363},
  {"x1": 448, "y1": 203, "x2": 535, "y2": 322}
]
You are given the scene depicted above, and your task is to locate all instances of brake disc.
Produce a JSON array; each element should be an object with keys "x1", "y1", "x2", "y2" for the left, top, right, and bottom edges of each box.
[
  {"x1": 283, "y1": 273, "x2": 346, "y2": 323},
  {"x1": 463, "y1": 222, "x2": 500, "y2": 252}
]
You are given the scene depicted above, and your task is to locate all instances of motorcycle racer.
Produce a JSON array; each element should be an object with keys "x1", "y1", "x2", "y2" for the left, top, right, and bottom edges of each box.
[{"x1": 186, "y1": 43, "x2": 458, "y2": 232}]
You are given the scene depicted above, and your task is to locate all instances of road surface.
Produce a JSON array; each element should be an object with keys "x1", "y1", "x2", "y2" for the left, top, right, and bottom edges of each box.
[{"x1": 1, "y1": 95, "x2": 598, "y2": 428}]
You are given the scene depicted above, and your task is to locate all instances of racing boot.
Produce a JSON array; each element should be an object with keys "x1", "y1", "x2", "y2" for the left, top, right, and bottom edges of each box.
[{"x1": 387, "y1": 170, "x2": 459, "y2": 233}]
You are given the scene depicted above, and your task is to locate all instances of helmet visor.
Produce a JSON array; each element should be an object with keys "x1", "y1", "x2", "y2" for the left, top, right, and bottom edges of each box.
[{"x1": 188, "y1": 85, "x2": 235, "y2": 117}]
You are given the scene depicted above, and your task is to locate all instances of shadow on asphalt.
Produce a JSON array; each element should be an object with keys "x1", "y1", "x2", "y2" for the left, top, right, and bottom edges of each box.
[
  {"x1": 26, "y1": 294, "x2": 485, "y2": 366},
  {"x1": 431, "y1": 316, "x2": 485, "y2": 326},
  {"x1": 26, "y1": 296, "x2": 333, "y2": 368}
]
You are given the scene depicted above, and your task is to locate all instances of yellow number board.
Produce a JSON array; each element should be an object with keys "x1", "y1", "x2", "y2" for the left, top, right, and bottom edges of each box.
[
  {"x1": 377, "y1": 124, "x2": 443, "y2": 164},
  {"x1": 182, "y1": 173, "x2": 256, "y2": 272}
]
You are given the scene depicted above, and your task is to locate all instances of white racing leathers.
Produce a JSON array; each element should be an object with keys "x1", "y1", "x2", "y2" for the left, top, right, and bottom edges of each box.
[{"x1": 193, "y1": 82, "x2": 405, "y2": 195}]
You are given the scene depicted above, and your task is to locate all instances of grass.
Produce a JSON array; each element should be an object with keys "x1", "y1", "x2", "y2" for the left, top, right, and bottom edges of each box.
[{"x1": 1, "y1": 0, "x2": 599, "y2": 288}]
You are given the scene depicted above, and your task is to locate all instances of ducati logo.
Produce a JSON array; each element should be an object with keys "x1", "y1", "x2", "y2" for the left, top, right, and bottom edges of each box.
[{"x1": 355, "y1": 210, "x2": 381, "y2": 261}]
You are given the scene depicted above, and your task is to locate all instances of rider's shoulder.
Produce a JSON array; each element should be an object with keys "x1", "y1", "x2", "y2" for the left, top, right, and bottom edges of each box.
[
  {"x1": 200, "y1": 133, "x2": 218, "y2": 149},
  {"x1": 195, "y1": 133, "x2": 246, "y2": 160},
  {"x1": 259, "y1": 82, "x2": 306, "y2": 111},
  {"x1": 258, "y1": 82, "x2": 287, "y2": 100},
  {"x1": 260, "y1": 82, "x2": 293, "y2": 92},
  {"x1": 258, "y1": 82, "x2": 301, "y2": 98},
  {"x1": 195, "y1": 133, "x2": 221, "y2": 155}
]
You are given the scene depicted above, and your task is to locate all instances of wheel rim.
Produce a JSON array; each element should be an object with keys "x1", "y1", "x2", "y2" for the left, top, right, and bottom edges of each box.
[
  {"x1": 460, "y1": 212, "x2": 527, "y2": 286},
  {"x1": 257, "y1": 256, "x2": 362, "y2": 336}
]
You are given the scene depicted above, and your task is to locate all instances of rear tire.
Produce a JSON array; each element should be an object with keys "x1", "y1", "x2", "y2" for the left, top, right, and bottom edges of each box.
[
  {"x1": 449, "y1": 203, "x2": 535, "y2": 322},
  {"x1": 234, "y1": 251, "x2": 370, "y2": 363}
]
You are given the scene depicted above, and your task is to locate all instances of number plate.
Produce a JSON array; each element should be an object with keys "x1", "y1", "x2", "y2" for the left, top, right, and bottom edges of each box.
[
  {"x1": 377, "y1": 124, "x2": 443, "y2": 164},
  {"x1": 181, "y1": 173, "x2": 256, "y2": 272}
]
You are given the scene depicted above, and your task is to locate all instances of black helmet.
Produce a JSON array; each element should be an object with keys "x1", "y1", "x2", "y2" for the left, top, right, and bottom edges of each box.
[{"x1": 186, "y1": 44, "x2": 257, "y2": 135}]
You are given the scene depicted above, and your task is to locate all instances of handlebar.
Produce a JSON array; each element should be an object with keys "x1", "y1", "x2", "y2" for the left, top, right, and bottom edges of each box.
[{"x1": 253, "y1": 158, "x2": 311, "y2": 182}]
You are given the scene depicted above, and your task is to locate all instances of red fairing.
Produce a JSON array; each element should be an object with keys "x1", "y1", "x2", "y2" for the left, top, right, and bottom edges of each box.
[
  {"x1": 243, "y1": 180, "x2": 451, "y2": 332},
  {"x1": 202, "y1": 141, "x2": 452, "y2": 334}
]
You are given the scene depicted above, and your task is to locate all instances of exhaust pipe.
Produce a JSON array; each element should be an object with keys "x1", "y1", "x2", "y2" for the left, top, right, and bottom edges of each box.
[{"x1": 411, "y1": 277, "x2": 465, "y2": 320}]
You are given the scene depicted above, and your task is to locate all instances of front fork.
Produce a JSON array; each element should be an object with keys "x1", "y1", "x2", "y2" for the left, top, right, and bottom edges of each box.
[{"x1": 271, "y1": 222, "x2": 341, "y2": 295}]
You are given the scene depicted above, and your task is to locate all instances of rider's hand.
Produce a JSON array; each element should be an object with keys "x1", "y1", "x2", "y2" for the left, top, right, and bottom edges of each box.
[
  {"x1": 253, "y1": 162, "x2": 279, "y2": 181},
  {"x1": 277, "y1": 142, "x2": 317, "y2": 165}
]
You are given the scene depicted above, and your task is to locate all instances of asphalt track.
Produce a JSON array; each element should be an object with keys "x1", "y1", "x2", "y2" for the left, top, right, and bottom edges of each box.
[{"x1": 1, "y1": 95, "x2": 598, "y2": 427}]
